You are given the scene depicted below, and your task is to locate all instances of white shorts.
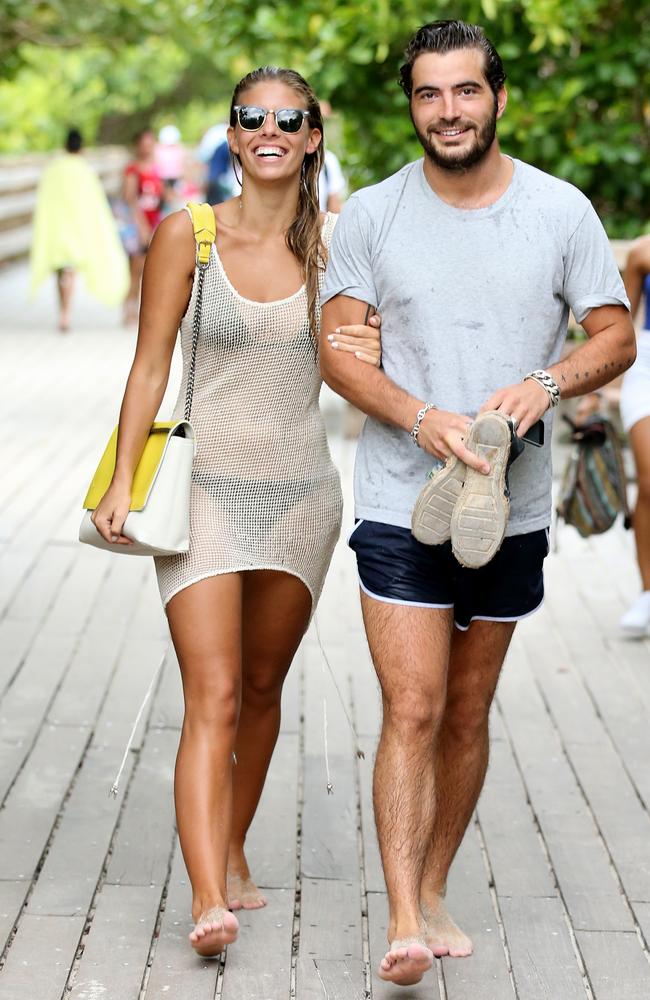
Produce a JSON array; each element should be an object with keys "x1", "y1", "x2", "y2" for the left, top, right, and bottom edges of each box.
[{"x1": 620, "y1": 330, "x2": 650, "y2": 433}]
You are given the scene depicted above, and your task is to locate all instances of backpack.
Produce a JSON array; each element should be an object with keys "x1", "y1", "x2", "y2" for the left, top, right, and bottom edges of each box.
[{"x1": 556, "y1": 413, "x2": 632, "y2": 537}]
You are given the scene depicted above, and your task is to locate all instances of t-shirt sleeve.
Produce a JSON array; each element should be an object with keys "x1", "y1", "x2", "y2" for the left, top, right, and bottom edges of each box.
[
  {"x1": 320, "y1": 196, "x2": 378, "y2": 307},
  {"x1": 563, "y1": 204, "x2": 630, "y2": 323}
]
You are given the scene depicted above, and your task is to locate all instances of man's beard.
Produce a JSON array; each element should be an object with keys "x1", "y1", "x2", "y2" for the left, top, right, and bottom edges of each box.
[{"x1": 414, "y1": 105, "x2": 498, "y2": 172}]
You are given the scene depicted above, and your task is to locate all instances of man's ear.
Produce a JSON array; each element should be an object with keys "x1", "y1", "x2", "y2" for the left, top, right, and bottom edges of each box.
[{"x1": 496, "y1": 86, "x2": 508, "y2": 120}]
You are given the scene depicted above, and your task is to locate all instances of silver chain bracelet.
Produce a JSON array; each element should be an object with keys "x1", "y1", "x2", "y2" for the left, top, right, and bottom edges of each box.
[
  {"x1": 410, "y1": 402, "x2": 437, "y2": 446},
  {"x1": 523, "y1": 369, "x2": 561, "y2": 409}
]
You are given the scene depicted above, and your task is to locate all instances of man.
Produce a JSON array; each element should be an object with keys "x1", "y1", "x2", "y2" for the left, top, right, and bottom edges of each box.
[{"x1": 320, "y1": 19, "x2": 635, "y2": 988}]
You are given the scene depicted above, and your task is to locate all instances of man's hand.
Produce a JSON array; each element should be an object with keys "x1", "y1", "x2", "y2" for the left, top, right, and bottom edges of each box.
[
  {"x1": 416, "y1": 408, "x2": 490, "y2": 474},
  {"x1": 479, "y1": 379, "x2": 550, "y2": 437}
]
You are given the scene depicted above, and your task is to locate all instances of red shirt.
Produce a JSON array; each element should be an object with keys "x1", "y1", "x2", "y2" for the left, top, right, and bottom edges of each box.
[{"x1": 125, "y1": 162, "x2": 164, "y2": 228}]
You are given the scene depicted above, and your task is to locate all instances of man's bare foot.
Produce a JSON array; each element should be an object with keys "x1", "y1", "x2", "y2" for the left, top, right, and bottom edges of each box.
[
  {"x1": 422, "y1": 897, "x2": 473, "y2": 958},
  {"x1": 189, "y1": 906, "x2": 239, "y2": 957},
  {"x1": 378, "y1": 937, "x2": 433, "y2": 985}
]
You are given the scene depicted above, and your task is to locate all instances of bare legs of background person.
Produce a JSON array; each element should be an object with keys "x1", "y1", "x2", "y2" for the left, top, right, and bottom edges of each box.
[
  {"x1": 56, "y1": 267, "x2": 75, "y2": 332},
  {"x1": 420, "y1": 621, "x2": 515, "y2": 957},
  {"x1": 123, "y1": 252, "x2": 145, "y2": 325},
  {"x1": 167, "y1": 570, "x2": 311, "y2": 956},
  {"x1": 621, "y1": 416, "x2": 650, "y2": 634},
  {"x1": 362, "y1": 595, "x2": 452, "y2": 986}
]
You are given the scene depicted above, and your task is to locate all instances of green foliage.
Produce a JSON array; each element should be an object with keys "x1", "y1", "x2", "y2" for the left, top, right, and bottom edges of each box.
[{"x1": 0, "y1": 0, "x2": 648, "y2": 234}]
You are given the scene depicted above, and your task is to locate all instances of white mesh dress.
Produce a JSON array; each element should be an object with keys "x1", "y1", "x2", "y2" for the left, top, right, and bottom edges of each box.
[{"x1": 155, "y1": 211, "x2": 343, "y2": 611}]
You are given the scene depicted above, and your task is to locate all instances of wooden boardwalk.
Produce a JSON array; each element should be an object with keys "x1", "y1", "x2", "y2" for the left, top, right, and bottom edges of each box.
[{"x1": 1, "y1": 264, "x2": 650, "y2": 999}]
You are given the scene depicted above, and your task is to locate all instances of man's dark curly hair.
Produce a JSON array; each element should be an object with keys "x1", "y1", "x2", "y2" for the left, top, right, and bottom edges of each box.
[{"x1": 399, "y1": 20, "x2": 506, "y2": 99}]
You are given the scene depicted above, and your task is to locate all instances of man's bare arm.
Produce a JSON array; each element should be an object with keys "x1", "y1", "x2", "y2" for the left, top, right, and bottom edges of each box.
[
  {"x1": 320, "y1": 295, "x2": 489, "y2": 472},
  {"x1": 481, "y1": 304, "x2": 636, "y2": 434}
]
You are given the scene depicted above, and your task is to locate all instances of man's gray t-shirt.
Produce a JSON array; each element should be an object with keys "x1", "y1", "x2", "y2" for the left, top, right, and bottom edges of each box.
[{"x1": 321, "y1": 158, "x2": 629, "y2": 535}]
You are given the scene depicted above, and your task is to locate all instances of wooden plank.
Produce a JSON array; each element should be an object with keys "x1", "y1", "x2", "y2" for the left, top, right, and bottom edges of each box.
[
  {"x1": 478, "y1": 732, "x2": 556, "y2": 899},
  {"x1": 143, "y1": 840, "x2": 219, "y2": 1000},
  {"x1": 0, "y1": 632, "x2": 77, "y2": 802},
  {"x1": 0, "y1": 724, "x2": 89, "y2": 881},
  {"x1": 245, "y1": 733, "x2": 299, "y2": 891},
  {"x1": 499, "y1": 896, "x2": 587, "y2": 1000},
  {"x1": 443, "y1": 824, "x2": 514, "y2": 999},
  {"x1": 633, "y1": 902, "x2": 650, "y2": 950},
  {"x1": 27, "y1": 746, "x2": 134, "y2": 917},
  {"x1": 67, "y1": 883, "x2": 162, "y2": 1000},
  {"x1": 358, "y1": 735, "x2": 384, "y2": 895},
  {"x1": 91, "y1": 637, "x2": 168, "y2": 751},
  {"x1": 367, "y1": 891, "x2": 441, "y2": 1000},
  {"x1": 0, "y1": 914, "x2": 85, "y2": 1000},
  {"x1": 0, "y1": 881, "x2": 27, "y2": 953},
  {"x1": 301, "y1": 755, "x2": 358, "y2": 880},
  {"x1": 498, "y1": 640, "x2": 635, "y2": 932},
  {"x1": 576, "y1": 931, "x2": 650, "y2": 999},
  {"x1": 220, "y1": 888, "x2": 294, "y2": 1000},
  {"x1": 148, "y1": 648, "x2": 183, "y2": 730},
  {"x1": 105, "y1": 728, "x2": 177, "y2": 888},
  {"x1": 296, "y1": 878, "x2": 365, "y2": 1000}
]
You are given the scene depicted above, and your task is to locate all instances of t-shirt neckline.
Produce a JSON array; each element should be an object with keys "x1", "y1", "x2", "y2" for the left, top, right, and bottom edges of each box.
[{"x1": 417, "y1": 156, "x2": 519, "y2": 219}]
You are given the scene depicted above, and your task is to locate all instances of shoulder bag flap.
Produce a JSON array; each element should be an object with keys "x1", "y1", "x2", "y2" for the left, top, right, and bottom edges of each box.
[{"x1": 83, "y1": 421, "x2": 194, "y2": 512}]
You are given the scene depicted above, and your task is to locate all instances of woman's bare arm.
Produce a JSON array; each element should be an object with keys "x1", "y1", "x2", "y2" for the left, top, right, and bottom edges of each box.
[
  {"x1": 91, "y1": 210, "x2": 196, "y2": 543},
  {"x1": 624, "y1": 236, "x2": 650, "y2": 321}
]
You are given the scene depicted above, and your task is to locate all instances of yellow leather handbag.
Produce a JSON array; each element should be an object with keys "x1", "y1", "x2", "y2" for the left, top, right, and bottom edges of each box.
[{"x1": 79, "y1": 202, "x2": 216, "y2": 556}]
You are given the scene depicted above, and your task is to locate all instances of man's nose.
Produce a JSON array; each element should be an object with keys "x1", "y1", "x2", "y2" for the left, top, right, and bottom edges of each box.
[{"x1": 439, "y1": 94, "x2": 460, "y2": 120}]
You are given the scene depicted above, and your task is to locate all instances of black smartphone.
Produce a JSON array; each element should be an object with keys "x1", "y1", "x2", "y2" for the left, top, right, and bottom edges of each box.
[{"x1": 522, "y1": 419, "x2": 545, "y2": 447}]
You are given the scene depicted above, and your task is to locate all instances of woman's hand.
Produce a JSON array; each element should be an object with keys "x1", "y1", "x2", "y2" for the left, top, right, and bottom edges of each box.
[
  {"x1": 90, "y1": 478, "x2": 134, "y2": 546},
  {"x1": 327, "y1": 311, "x2": 382, "y2": 366}
]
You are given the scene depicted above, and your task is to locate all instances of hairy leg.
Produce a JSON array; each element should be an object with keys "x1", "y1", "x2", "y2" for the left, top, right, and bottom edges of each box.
[
  {"x1": 166, "y1": 574, "x2": 243, "y2": 955},
  {"x1": 228, "y1": 570, "x2": 312, "y2": 909},
  {"x1": 421, "y1": 620, "x2": 515, "y2": 957},
  {"x1": 630, "y1": 417, "x2": 650, "y2": 590},
  {"x1": 362, "y1": 593, "x2": 452, "y2": 985}
]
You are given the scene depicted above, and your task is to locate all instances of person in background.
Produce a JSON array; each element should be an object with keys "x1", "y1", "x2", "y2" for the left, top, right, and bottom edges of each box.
[
  {"x1": 318, "y1": 101, "x2": 347, "y2": 212},
  {"x1": 155, "y1": 125, "x2": 188, "y2": 213},
  {"x1": 30, "y1": 127, "x2": 128, "y2": 331},
  {"x1": 618, "y1": 236, "x2": 650, "y2": 634},
  {"x1": 197, "y1": 121, "x2": 239, "y2": 204},
  {"x1": 123, "y1": 129, "x2": 164, "y2": 324}
]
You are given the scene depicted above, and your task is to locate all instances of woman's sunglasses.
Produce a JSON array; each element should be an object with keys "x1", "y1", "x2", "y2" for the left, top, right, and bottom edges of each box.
[{"x1": 233, "y1": 105, "x2": 310, "y2": 134}]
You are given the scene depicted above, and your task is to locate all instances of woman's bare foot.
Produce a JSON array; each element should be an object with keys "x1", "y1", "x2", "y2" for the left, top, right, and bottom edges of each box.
[
  {"x1": 422, "y1": 897, "x2": 473, "y2": 958},
  {"x1": 189, "y1": 906, "x2": 239, "y2": 957},
  {"x1": 227, "y1": 849, "x2": 267, "y2": 910},
  {"x1": 378, "y1": 937, "x2": 433, "y2": 985}
]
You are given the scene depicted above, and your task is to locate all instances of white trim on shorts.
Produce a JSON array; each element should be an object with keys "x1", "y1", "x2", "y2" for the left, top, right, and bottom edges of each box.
[
  {"x1": 358, "y1": 579, "x2": 544, "y2": 630},
  {"x1": 358, "y1": 576, "x2": 454, "y2": 611},
  {"x1": 453, "y1": 597, "x2": 545, "y2": 632}
]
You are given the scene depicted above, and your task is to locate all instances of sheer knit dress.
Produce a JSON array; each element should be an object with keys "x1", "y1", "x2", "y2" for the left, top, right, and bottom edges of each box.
[{"x1": 155, "y1": 212, "x2": 343, "y2": 611}]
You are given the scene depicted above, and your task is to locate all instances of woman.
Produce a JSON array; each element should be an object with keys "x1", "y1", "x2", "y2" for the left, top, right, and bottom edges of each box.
[
  {"x1": 619, "y1": 237, "x2": 650, "y2": 635},
  {"x1": 122, "y1": 129, "x2": 165, "y2": 323},
  {"x1": 90, "y1": 68, "x2": 381, "y2": 957},
  {"x1": 30, "y1": 127, "x2": 128, "y2": 330}
]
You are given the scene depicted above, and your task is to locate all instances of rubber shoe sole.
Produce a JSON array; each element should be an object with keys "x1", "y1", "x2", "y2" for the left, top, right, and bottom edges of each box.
[
  {"x1": 450, "y1": 411, "x2": 511, "y2": 568},
  {"x1": 411, "y1": 456, "x2": 465, "y2": 545}
]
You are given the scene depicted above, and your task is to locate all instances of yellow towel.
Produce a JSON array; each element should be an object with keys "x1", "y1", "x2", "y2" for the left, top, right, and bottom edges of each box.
[{"x1": 30, "y1": 153, "x2": 129, "y2": 306}]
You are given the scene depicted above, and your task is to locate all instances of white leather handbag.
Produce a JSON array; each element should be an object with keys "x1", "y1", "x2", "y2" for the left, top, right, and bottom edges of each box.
[{"x1": 79, "y1": 201, "x2": 215, "y2": 557}]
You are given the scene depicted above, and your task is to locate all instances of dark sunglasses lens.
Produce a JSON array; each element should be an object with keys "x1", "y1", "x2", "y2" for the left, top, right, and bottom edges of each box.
[
  {"x1": 238, "y1": 106, "x2": 266, "y2": 130},
  {"x1": 276, "y1": 110, "x2": 305, "y2": 133}
]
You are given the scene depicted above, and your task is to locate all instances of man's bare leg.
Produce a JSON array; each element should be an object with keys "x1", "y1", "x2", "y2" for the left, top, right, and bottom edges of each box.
[
  {"x1": 420, "y1": 620, "x2": 516, "y2": 957},
  {"x1": 362, "y1": 592, "x2": 453, "y2": 986}
]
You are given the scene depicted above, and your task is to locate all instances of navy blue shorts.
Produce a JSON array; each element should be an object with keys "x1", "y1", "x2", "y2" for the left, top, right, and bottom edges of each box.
[{"x1": 348, "y1": 519, "x2": 549, "y2": 630}]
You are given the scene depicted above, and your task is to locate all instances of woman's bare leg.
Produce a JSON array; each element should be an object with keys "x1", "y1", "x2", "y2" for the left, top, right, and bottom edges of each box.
[
  {"x1": 228, "y1": 570, "x2": 312, "y2": 909},
  {"x1": 166, "y1": 573, "x2": 243, "y2": 956},
  {"x1": 630, "y1": 416, "x2": 650, "y2": 590},
  {"x1": 56, "y1": 268, "x2": 75, "y2": 331}
]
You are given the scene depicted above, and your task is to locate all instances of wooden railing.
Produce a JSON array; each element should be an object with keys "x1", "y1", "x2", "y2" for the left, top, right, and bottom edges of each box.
[
  {"x1": 0, "y1": 148, "x2": 636, "y2": 267},
  {"x1": 0, "y1": 147, "x2": 128, "y2": 264}
]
